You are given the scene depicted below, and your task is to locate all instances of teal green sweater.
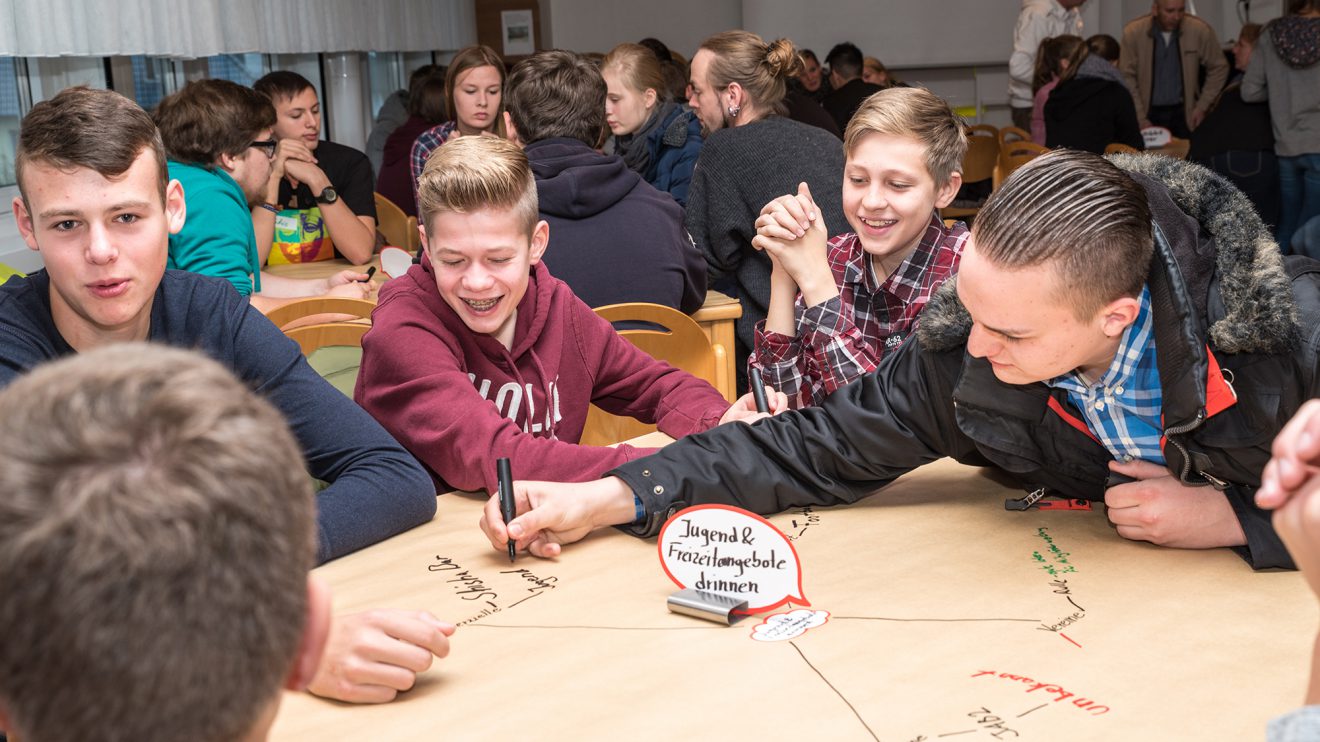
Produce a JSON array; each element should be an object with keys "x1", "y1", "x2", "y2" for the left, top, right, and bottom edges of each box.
[{"x1": 166, "y1": 160, "x2": 261, "y2": 295}]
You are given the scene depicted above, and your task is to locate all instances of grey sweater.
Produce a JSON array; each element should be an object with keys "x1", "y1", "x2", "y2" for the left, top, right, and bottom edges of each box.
[
  {"x1": 684, "y1": 115, "x2": 846, "y2": 391},
  {"x1": 1241, "y1": 18, "x2": 1320, "y2": 157}
]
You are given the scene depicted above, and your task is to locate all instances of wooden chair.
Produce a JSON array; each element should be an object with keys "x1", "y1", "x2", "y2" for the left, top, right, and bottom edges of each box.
[
  {"x1": 262, "y1": 296, "x2": 376, "y2": 331},
  {"x1": 941, "y1": 133, "x2": 1000, "y2": 221},
  {"x1": 1104, "y1": 142, "x2": 1140, "y2": 155},
  {"x1": 375, "y1": 192, "x2": 420, "y2": 253},
  {"x1": 284, "y1": 322, "x2": 371, "y2": 398},
  {"x1": 579, "y1": 302, "x2": 729, "y2": 447},
  {"x1": 995, "y1": 141, "x2": 1049, "y2": 188},
  {"x1": 1149, "y1": 137, "x2": 1190, "y2": 160},
  {"x1": 998, "y1": 125, "x2": 1031, "y2": 148},
  {"x1": 966, "y1": 123, "x2": 999, "y2": 140}
]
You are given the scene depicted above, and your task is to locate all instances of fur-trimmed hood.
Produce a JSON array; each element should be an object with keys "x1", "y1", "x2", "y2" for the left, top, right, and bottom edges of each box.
[{"x1": 918, "y1": 154, "x2": 1296, "y2": 355}]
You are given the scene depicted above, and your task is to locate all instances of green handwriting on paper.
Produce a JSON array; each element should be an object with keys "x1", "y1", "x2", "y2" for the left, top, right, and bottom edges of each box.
[{"x1": 1030, "y1": 527, "x2": 1076, "y2": 576}]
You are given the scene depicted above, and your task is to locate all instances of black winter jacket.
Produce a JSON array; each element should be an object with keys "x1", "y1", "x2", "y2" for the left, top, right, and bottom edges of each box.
[{"x1": 611, "y1": 155, "x2": 1320, "y2": 570}]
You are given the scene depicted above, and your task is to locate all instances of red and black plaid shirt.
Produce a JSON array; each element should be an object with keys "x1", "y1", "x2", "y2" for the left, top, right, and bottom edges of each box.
[{"x1": 750, "y1": 213, "x2": 968, "y2": 408}]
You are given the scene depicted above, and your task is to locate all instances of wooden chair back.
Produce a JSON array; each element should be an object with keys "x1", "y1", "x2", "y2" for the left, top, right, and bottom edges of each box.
[
  {"x1": 996, "y1": 141, "x2": 1049, "y2": 187},
  {"x1": 375, "y1": 192, "x2": 420, "y2": 253},
  {"x1": 1148, "y1": 137, "x2": 1189, "y2": 160},
  {"x1": 998, "y1": 125, "x2": 1031, "y2": 148},
  {"x1": 1104, "y1": 142, "x2": 1140, "y2": 155},
  {"x1": 263, "y1": 296, "x2": 377, "y2": 331},
  {"x1": 579, "y1": 302, "x2": 727, "y2": 447},
  {"x1": 283, "y1": 322, "x2": 371, "y2": 397},
  {"x1": 941, "y1": 133, "x2": 1000, "y2": 221}
]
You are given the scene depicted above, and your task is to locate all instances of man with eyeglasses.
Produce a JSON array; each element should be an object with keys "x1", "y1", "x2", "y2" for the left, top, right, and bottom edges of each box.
[{"x1": 153, "y1": 79, "x2": 369, "y2": 310}]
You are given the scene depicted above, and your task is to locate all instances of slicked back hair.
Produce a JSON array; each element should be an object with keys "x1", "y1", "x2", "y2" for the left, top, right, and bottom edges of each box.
[
  {"x1": 0, "y1": 344, "x2": 316, "y2": 742},
  {"x1": 971, "y1": 149, "x2": 1153, "y2": 319}
]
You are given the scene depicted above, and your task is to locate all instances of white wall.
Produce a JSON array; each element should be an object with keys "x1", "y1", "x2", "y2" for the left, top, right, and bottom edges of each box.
[{"x1": 541, "y1": 0, "x2": 741, "y2": 56}]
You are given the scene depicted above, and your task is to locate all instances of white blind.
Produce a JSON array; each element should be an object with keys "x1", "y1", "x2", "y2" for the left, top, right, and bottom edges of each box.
[{"x1": 0, "y1": 0, "x2": 476, "y2": 57}]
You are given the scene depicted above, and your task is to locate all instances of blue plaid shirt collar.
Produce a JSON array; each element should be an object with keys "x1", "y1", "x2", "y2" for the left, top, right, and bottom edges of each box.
[{"x1": 1046, "y1": 285, "x2": 1165, "y2": 464}]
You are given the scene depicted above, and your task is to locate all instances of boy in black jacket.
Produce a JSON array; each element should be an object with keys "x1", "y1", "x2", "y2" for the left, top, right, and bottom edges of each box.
[{"x1": 482, "y1": 150, "x2": 1320, "y2": 571}]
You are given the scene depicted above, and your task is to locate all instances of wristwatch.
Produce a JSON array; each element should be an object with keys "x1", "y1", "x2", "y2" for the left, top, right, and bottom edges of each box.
[{"x1": 315, "y1": 186, "x2": 339, "y2": 205}]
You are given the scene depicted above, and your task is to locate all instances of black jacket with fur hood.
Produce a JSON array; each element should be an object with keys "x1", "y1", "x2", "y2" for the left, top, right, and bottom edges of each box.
[{"x1": 610, "y1": 155, "x2": 1320, "y2": 569}]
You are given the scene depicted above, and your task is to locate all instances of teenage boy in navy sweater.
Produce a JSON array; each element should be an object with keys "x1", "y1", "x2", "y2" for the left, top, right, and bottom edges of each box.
[{"x1": 0, "y1": 86, "x2": 451, "y2": 705}]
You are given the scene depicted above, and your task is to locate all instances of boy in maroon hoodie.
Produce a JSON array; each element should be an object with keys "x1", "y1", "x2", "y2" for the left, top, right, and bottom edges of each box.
[{"x1": 355, "y1": 135, "x2": 783, "y2": 495}]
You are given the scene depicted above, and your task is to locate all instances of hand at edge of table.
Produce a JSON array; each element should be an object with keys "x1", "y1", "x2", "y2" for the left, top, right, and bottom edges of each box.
[
  {"x1": 306, "y1": 609, "x2": 456, "y2": 704},
  {"x1": 480, "y1": 476, "x2": 637, "y2": 558}
]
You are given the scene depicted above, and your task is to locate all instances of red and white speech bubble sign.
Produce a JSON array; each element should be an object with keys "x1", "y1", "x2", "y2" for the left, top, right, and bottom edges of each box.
[{"x1": 658, "y1": 504, "x2": 809, "y2": 613}]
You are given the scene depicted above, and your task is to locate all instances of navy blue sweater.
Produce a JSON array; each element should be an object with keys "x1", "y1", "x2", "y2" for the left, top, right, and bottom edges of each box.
[
  {"x1": 529, "y1": 137, "x2": 706, "y2": 314},
  {"x1": 0, "y1": 270, "x2": 436, "y2": 563}
]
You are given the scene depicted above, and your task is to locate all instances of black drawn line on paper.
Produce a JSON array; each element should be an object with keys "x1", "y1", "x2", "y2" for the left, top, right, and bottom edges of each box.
[
  {"x1": 505, "y1": 592, "x2": 543, "y2": 611},
  {"x1": 789, "y1": 640, "x2": 880, "y2": 742},
  {"x1": 1017, "y1": 703, "x2": 1048, "y2": 718},
  {"x1": 936, "y1": 730, "x2": 977, "y2": 737}
]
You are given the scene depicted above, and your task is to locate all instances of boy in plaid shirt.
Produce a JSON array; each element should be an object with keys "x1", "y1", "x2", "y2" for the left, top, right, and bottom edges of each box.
[{"x1": 750, "y1": 87, "x2": 969, "y2": 408}]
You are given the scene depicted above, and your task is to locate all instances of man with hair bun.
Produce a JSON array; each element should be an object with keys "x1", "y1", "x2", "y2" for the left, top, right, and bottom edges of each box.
[
  {"x1": 485, "y1": 150, "x2": 1320, "y2": 575},
  {"x1": 684, "y1": 30, "x2": 847, "y2": 394}
]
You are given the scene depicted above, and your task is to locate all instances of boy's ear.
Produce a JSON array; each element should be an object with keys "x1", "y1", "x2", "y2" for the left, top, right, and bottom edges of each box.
[
  {"x1": 13, "y1": 196, "x2": 39, "y2": 253},
  {"x1": 1097, "y1": 294, "x2": 1141, "y2": 339},
  {"x1": 528, "y1": 220, "x2": 549, "y2": 265},
  {"x1": 418, "y1": 221, "x2": 430, "y2": 254},
  {"x1": 503, "y1": 111, "x2": 523, "y2": 147},
  {"x1": 164, "y1": 179, "x2": 187, "y2": 236},
  {"x1": 284, "y1": 573, "x2": 332, "y2": 692},
  {"x1": 933, "y1": 171, "x2": 964, "y2": 210}
]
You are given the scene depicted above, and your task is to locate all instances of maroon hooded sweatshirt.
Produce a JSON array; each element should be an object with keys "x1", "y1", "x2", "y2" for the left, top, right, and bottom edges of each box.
[{"x1": 355, "y1": 256, "x2": 730, "y2": 494}]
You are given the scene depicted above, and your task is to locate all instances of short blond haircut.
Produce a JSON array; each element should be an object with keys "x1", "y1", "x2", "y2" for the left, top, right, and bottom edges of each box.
[
  {"x1": 416, "y1": 135, "x2": 539, "y2": 236},
  {"x1": 843, "y1": 86, "x2": 968, "y2": 188}
]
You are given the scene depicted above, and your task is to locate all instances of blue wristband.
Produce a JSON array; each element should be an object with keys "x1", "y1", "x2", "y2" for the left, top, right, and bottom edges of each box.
[
  {"x1": 633, "y1": 493, "x2": 646, "y2": 524},
  {"x1": 258, "y1": 202, "x2": 279, "y2": 214}
]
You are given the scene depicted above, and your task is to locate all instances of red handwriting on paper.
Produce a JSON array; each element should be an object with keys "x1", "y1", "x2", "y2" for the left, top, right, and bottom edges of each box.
[{"x1": 969, "y1": 671, "x2": 1111, "y2": 715}]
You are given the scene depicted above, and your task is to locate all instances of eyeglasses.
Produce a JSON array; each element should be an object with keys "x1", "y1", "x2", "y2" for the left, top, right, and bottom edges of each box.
[{"x1": 249, "y1": 140, "x2": 277, "y2": 159}]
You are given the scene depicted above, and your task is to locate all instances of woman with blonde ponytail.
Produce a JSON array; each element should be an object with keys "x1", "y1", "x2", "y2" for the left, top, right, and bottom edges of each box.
[{"x1": 684, "y1": 30, "x2": 846, "y2": 394}]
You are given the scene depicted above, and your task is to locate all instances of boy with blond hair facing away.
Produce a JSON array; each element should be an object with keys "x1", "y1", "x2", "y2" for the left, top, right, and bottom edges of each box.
[
  {"x1": 750, "y1": 86, "x2": 968, "y2": 408},
  {"x1": 0, "y1": 344, "x2": 331, "y2": 742},
  {"x1": 356, "y1": 135, "x2": 783, "y2": 495}
]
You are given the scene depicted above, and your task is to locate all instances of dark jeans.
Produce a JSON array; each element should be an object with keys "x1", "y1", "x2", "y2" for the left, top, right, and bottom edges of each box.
[
  {"x1": 1205, "y1": 150, "x2": 1280, "y2": 231},
  {"x1": 1011, "y1": 107, "x2": 1032, "y2": 132},
  {"x1": 1147, "y1": 104, "x2": 1190, "y2": 139},
  {"x1": 1278, "y1": 153, "x2": 1320, "y2": 254}
]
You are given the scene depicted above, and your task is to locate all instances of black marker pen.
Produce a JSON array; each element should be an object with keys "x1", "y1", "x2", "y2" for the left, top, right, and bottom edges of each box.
[
  {"x1": 358, "y1": 265, "x2": 377, "y2": 282},
  {"x1": 497, "y1": 457, "x2": 517, "y2": 563},
  {"x1": 749, "y1": 367, "x2": 770, "y2": 414}
]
